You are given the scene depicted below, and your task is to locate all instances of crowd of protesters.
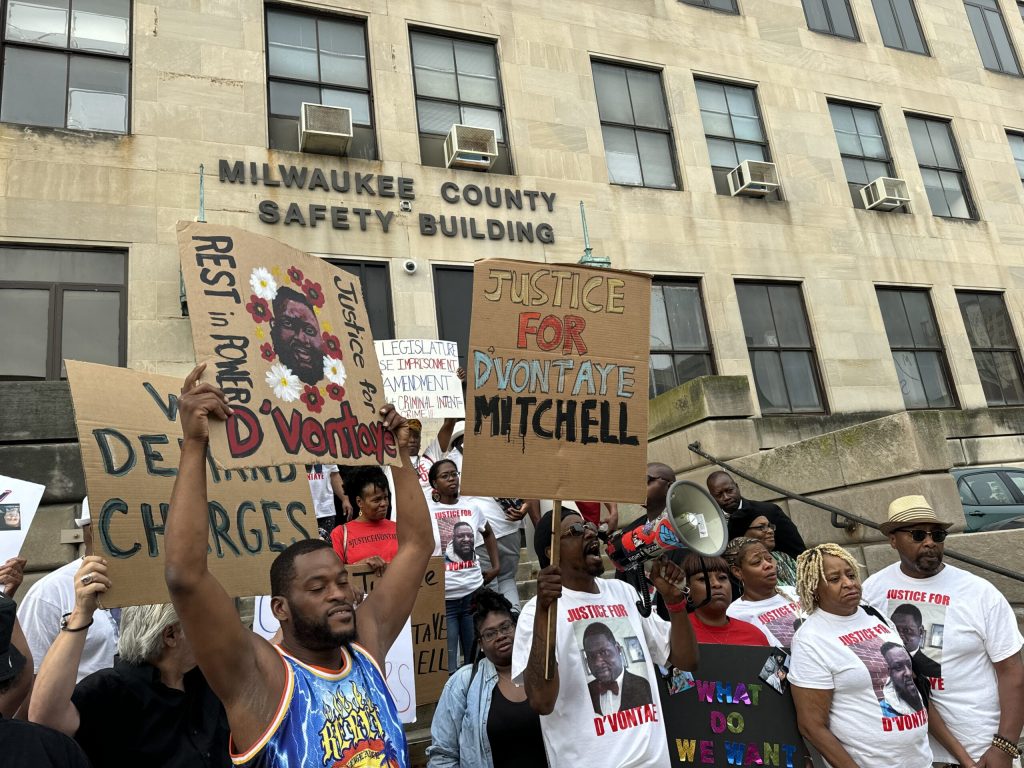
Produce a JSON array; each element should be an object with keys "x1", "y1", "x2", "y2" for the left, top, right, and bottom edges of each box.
[{"x1": 1, "y1": 366, "x2": 1022, "y2": 768}]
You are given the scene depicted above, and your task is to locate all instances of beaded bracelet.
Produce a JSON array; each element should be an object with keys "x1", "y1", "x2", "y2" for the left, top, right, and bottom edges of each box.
[{"x1": 992, "y1": 733, "x2": 1021, "y2": 759}]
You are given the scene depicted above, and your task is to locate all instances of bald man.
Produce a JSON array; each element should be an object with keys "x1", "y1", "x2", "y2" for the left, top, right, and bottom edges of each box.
[{"x1": 706, "y1": 471, "x2": 805, "y2": 558}]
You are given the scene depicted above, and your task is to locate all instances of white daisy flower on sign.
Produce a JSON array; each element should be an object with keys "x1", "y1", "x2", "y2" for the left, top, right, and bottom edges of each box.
[
  {"x1": 266, "y1": 362, "x2": 301, "y2": 402},
  {"x1": 250, "y1": 267, "x2": 278, "y2": 300},
  {"x1": 324, "y1": 357, "x2": 347, "y2": 386}
]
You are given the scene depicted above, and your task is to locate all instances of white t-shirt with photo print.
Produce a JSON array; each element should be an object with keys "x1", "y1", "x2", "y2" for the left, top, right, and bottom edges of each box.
[
  {"x1": 789, "y1": 606, "x2": 933, "y2": 768},
  {"x1": 428, "y1": 496, "x2": 488, "y2": 600},
  {"x1": 862, "y1": 562, "x2": 1024, "y2": 763},
  {"x1": 726, "y1": 586, "x2": 805, "y2": 648},
  {"x1": 511, "y1": 578, "x2": 672, "y2": 768}
]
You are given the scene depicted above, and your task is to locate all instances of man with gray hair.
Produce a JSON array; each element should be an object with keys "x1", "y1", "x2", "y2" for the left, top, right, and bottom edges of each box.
[{"x1": 28, "y1": 556, "x2": 229, "y2": 767}]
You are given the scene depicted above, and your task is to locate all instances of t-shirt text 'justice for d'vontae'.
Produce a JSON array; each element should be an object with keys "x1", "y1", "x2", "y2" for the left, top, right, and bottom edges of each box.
[{"x1": 472, "y1": 268, "x2": 640, "y2": 446}]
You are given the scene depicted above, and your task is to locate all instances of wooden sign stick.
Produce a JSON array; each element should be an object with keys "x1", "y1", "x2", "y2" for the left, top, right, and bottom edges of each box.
[{"x1": 544, "y1": 499, "x2": 561, "y2": 681}]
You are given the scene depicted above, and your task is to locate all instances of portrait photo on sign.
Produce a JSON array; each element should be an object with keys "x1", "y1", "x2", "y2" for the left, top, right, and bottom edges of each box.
[
  {"x1": 846, "y1": 632, "x2": 927, "y2": 718},
  {"x1": 436, "y1": 514, "x2": 479, "y2": 568},
  {"x1": 887, "y1": 599, "x2": 946, "y2": 679},
  {"x1": 573, "y1": 617, "x2": 653, "y2": 717},
  {"x1": 0, "y1": 504, "x2": 22, "y2": 531},
  {"x1": 758, "y1": 651, "x2": 791, "y2": 695},
  {"x1": 666, "y1": 666, "x2": 695, "y2": 696}
]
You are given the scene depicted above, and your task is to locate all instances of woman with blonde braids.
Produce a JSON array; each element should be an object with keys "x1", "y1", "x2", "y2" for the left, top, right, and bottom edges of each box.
[
  {"x1": 789, "y1": 544, "x2": 972, "y2": 768},
  {"x1": 723, "y1": 537, "x2": 804, "y2": 648}
]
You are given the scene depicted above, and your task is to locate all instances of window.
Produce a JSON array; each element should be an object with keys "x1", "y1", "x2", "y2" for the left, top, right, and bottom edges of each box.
[
  {"x1": 650, "y1": 281, "x2": 714, "y2": 398},
  {"x1": 679, "y1": 0, "x2": 739, "y2": 13},
  {"x1": 327, "y1": 259, "x2": 393, "y2": 341},
  {"x1": 433, "y1": 265, "x2": 473, "y2": 369},
  {"x1": 1, "y1": 0, "x2": 130, "y2": 133},
  {"x1": 592, "y1": 61, "x2": 678, "y2": 189},
  {"x1": 265, "y1": 9, "x2": 376, "y2": 158},
  {"x1": 1009, "y1": 131, "x2": 1024, "y2": 186},
  {"x1": 828, "y1": 102, "x2": 901, "y2": 209},
  {"x1": 906, "y1": 116, "x2": 975, "y2": 219},
  {"x1": 0, "y1": 246, "x2": 126, "y2": 380},
  {"x1": 963, "y1": 472, "x2": 1014, "y2": 504},
  {"x1": 870, "y1": 0, "x2": 928, "y2": 54},
  {"x1": 800, "y1": 0, "x2": 859, "y2": 39},
  {"x1": 410, "y1": 31, "x2": 511, "y2": 174},
  {"x1": 964, "y1": 0, "x2": 1022, "y2": 75},
  {"x1": 876, "y1": 288, "x2": 956, "y2": 409},
  {"x1": 956, "y1": 291, "x2": 1024, "y2": 405},
  {"x1": 695, "y1": 79, "x2": 776, "y2": 197},
  {"x1": 736, "y1": 283, "x2": 825, "y2": 414}
]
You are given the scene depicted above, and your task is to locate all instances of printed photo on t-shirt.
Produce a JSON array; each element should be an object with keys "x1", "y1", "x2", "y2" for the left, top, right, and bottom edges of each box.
[
  {"x1": 435, "y1": 512, "x2": 479, "y2": 572},
  {"x1": 755, "y1": 598, "x2": 802, "y2": 649},
  {"x1": 840, "y1": 621, "x2": 927, "y2": 720},
  {"x1": 758, "y1": 651, "x2": 790, "y2": 695},
  {"x1": 885, "y1": 597, "x2": 947, "y2": 681},
  {"x1": 573, "y1": 616, "x2": 654, "y2": 717}
]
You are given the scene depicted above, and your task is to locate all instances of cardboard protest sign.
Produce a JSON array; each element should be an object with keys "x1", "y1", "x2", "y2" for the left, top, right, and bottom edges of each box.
[
  {"x1": 658, "y1": 644, "x2": 820, "y2": 767},
  {"x1": 252, "y1": 557, "x2": 446, "y2": 716},
  {"x1": 374, "y1": 339, "x2": 464, "y2": 419},
  {"x1": 177, "y1": 221, "x2": 397, "y2": 470},
  {"x1": 461, "y1": 259, "x2": 650, "y2": 503},
  {"x1": 0, "y1": 474, "x2": 44, "y2": 568},
  {"x1": 66, "y1": 360, "x2": 316, "y2": 607}
]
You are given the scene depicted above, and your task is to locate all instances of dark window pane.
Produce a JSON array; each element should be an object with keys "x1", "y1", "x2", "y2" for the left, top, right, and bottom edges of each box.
[
  {"x1": 650, "y1": 286, "x2": 672, "y2": 350},
  {"x1": 907, "y1": 118, "x2": 937, "y2": 166},
  {"x1": 1, "y1": 47, "x2": 67, "y2": 128},
  {"x1": 769, "y1": 285, "x2": 811, "y2": 347},
  {"x1": 320, "y1": 88, "x2": 370, "y2": 125},
  {"x1": 873, "y1": 0, "x2": 903, "y2": 47},
  {"x1": 985, "y1": 7, "x2": 1022, "y2": 74},
  {"x1": 593, "y1": 63, "x2": 633, "y2": 125},
  {"x1": 268, "y1": 116, "x2": 298, "y2": 151},
  {"x1": 750, "y1": 351, "x2": 791, "y2": 412},
  {"x1": 454, "y1": 40, "x2": 500, "y2": 106},
  {"x1": 877, "y1": 289, "x2": 914, "y2": 347},
  {"x1": 636, "y1": 130, "x2": 676, "y2": 189},
  {"x1": 674, "y1": 354, "x2": 714, "y2": 386},
  {"x1": 650, "y1": 354, "x2": 677, "y2": 397},
  {"x1": 60, "y1": 289, "x2": 121, "y2": 375},
  {"x1": 737, "y1": 284, "x2": 776, "y2": 346},
  {"x1": 966, "y1": 4, "x2": 1001, "y2": 69},
  {"x1": 5, "y1": 0, "x2": 68, "y2": 47},
  {"x1": 67, "y1": 56, "x2": 128, "y2": 133},
  {"x1": 626, "y1": 68, "x2": 668, "y2": 130},
  {"x1": 0, "y1": 288, "x2": 50, "y2": 379},
  {"x1": 927, "y1": 121, "x2": 958, "y2": 166},
  {"x1": 803, "y1": 0, "x2": 831, "y2": 31},
  {"x1": 332, "y1": 261, "x2": 393, "y2": 342},
  {"x1": 1009, "y1": 133, "x2": 1024, "y2": 181},
  {"x1": 826, "y1": 0, "x2": 857, "y2": 37},
  {"x1": 411, "y1": 33, "x2": 457, "y2": 100},
  {"x1": 318, "y1": 19, "x2": 367, "y2": 89},
  {"x1": 965, "y1": 472, "x2": 1015, "y2": 504},
  {"x1": 0, "y1": 247, "x2": 124, "y2": 283},
  {"x1": 416, "y1": 99, "x2": 459, "y2": 135},
  {"x1": 977, "y1": 293, "x2": 1017, "y2": 346},
  {"x1": 680, "y1": 0, "x2": 739, "y2": 9},
  {"x1": 267, "y1": 11, "x2": 318, "y2": 80},
  {"x1": 917, "y1": 350, "x2": 954, "y2": 407},
  {"x1": 892, "y1": 350, "x2": 928, "y2": 407},
  {"x1": 71, "y1": 0, "x2": 129, "y2": 55},
  {"x1": 781, "y1": 350, "x2": 822, "y2": 411},
  {"x1": 893, "y1": 0, "x2": 927, "y2": 53},
  {"x1": 991, "y1": 351, "x2": 1024, "y2": 404},
  {"x1": 959, "y1": 479, "x2": 980, "y2": 505},
  {"x1": 663, "y1": 284, "x2": 708, "y2": 349},
  {"x1": 268, "y1": 80, "x2": 319, "y2": 118},
  {"x1": 901, "y1": 291, "x2": 940, "y2": 347},
  {"x1": 707, "y1": 138, "x2": 740, "y2": 168},
  {"x1": 433, "y1": 266, "x2": 474, "y2": 369},
  {"x1": 602, "y1": 125, "x2": 643, "y2": 186}
]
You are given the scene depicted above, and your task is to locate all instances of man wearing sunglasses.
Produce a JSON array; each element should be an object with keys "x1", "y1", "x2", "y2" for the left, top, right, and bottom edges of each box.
[{"x1": 863, "y1": 495, "x2": 1024, "y2": 768}]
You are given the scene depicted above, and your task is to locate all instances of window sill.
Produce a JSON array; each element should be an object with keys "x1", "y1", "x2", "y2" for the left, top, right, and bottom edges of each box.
[
  {"x1": 610, "y1": 182, "x2": 681, "y2": 192},
  {"x1": 0, "y1": 121, "x2": 128, "y2": 138},
  {"x1": 981, "y1": 66, "x2": 1023, "y2": 79}
]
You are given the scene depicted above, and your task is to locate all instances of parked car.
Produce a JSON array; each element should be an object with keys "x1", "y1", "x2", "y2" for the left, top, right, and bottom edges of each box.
[{"x1": 951, "y1": 467, "x2": 1024, "y2": 531}]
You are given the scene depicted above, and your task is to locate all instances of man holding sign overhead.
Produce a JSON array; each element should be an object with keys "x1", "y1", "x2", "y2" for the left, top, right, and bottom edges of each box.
[{"x1": 164, "y1": 365, "x2": 434, "y2": 768}]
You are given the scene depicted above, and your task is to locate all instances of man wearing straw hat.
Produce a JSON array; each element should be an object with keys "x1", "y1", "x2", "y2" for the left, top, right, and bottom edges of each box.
[{"x1": 863, "y1": 495, "x2": 1024, "y2": 768}]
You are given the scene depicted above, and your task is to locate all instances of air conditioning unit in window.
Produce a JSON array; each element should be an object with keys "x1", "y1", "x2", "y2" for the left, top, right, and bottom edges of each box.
[
  {"x1": 299, "y1": 103, "x2": 353, "y2": 156},
  {"x1": 727, "y1": 160, "x2": 780, "y2": 197},
  {"x1": 860, "y1": 176, "x2": 910, "y2": 211},
  {"x1": 444, "y1": 124, "x2": 498, "y2": 170}
]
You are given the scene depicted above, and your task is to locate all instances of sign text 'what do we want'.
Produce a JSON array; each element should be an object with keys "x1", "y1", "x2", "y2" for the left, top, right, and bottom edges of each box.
[
  {"x1": 461, "y1": 259, "x2": 651, "y2": 504},
  {"x1": 66, "y1": 361, "x2": 317, "y2": 607},
  {"x1": 178, "y1": 221, "x2": 398, "y2": 470}
]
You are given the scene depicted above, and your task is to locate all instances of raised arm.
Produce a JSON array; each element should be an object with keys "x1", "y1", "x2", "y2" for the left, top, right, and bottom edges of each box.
[
  {"x1": 649, "y1": 558, "x2": 698, "y2": 671},
  {"x1": 356, "y1": 406, "x2": 434, "y2": 665},
  {"x1": 28, "y1": 557, "x2": 107, "y2": 735},
  {"x1": 163, "y1": 364, "x2": 284, "y2": 749},
  {"x1": 524, "y1": 566, "x2": 560, "y2": 714}
]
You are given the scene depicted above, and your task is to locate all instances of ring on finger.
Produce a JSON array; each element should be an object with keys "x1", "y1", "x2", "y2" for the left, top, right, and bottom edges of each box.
[{"x1": 80, "y1": 573, "x2": 94, "y2": 585}]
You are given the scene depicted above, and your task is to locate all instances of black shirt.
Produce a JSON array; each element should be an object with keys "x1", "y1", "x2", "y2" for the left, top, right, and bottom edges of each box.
[
  {"x1": 487, "y1": 684, "x2": 547, "y2": 768},
  {"x1": 71, "y1": 659, "x2": 230, "y2": 768},
  {"x1": 0, "y1": 716, "x2": 90, "y2": 768},
  {"x1": 726, "y1": 499, "x2": 806, "y2": 558}
]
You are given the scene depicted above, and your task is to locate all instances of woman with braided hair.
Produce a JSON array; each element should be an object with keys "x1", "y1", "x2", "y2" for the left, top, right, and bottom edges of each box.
[
  {"x1": 788, "y1": 544, "x2": 972, "y2": 768},
  {"x1": 723, "y1": 537, "x2": 804, "y2": 648}
]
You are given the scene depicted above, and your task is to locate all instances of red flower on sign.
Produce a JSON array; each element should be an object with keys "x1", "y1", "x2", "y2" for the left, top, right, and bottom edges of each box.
[
  {"x1": 302, "y1": 278, "x2": 326, "y2": 309},
  {"x1": 326, "y1": 383, "x2": 345, "y2": 401},
  {"x1": 301, "y1": 384, "x2": 324, "y2": 413},
  {"x1": 322, "y1": 332, "x2": 343, "y2": 359},
  {"x1": 246, "y1": 295, "x2": 272, "y2": 323},
  {"x1": 287, "y1": 266, "x2": 304, "y2": 285},
  {"x1": 259, "y1": 343, "x2": 276, "y2": 362}
]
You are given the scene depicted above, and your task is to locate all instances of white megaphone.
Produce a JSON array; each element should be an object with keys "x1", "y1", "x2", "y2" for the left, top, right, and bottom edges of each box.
[{"x1": 604, "y1": 480, "x2": 728, "y2": 615}]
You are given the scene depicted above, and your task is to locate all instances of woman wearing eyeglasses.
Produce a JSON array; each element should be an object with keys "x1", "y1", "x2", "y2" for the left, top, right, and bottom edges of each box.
[
  {"x1": 427, "y1": 590, "x2": 548, "y2": 768},
  {"x1": 744, "y1": 515, "x2": 798, "y2": 587}
]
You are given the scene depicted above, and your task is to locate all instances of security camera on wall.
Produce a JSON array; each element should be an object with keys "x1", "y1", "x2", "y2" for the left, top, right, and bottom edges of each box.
[{"x1": 402, "y1": 259, "x2": 418, "y2": 275}]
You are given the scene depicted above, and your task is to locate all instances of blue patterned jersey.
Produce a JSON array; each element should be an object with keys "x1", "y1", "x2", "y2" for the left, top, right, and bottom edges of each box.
[{"x1": 231, "y1": 643, "x2": 408, "y2": 768}]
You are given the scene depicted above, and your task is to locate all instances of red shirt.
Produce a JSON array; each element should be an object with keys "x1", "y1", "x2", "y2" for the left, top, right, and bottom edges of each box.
[
  {"x1": 331, "y1": 519, "x2": 398, "y2": 564},
  {"x1": 688, "y1": 613, "x2": 770, "y2": 646},
  {"x1": 574, "y1": 501, "x2": 601, "y2": 526}
]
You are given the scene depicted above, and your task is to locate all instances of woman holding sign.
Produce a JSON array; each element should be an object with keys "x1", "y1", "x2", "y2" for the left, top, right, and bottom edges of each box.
[
  {"x1": 427, "y1": 459, "x2": 500, "y2": 674},
  {"x1": 789, "y1": 544, "x2": 972, "y2": 768}
]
